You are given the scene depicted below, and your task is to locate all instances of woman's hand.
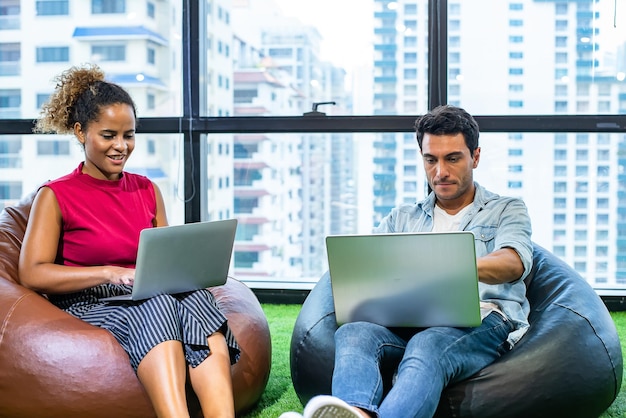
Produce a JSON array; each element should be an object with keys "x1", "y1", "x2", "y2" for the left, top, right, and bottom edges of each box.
[{"x1": 106, "y1": 266, "x2": 135, "y2": 286}]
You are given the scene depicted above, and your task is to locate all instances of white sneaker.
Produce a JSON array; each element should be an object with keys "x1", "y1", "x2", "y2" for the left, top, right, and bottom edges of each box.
[
  {"x1": 278, "y1": 412, "x2": 304, "y2": 418},
  {"x1": 302, "y1": 395, "x2": 362, "y2": 418}
]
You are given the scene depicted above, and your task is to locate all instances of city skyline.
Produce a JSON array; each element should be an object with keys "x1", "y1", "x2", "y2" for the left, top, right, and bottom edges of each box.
[{"x1": 1, "y1": 0, "x2": 625, "y2": 291}]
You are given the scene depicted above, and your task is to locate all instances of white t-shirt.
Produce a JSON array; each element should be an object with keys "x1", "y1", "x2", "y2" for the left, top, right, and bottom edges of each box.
[
  {"x1": 432, "y1": 204, "x2": 471, "y2": 232},
  {"x1": 432, "y1": 203, "x2": 506, "y2": 321}
]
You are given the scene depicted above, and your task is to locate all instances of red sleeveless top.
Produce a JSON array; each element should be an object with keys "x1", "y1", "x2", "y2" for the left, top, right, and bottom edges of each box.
[{"x1": 45, "y1": 163, "x2": 157, "y2": 268}]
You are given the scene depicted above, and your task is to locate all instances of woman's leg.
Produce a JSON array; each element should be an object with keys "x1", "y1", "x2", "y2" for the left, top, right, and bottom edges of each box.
[
  {"x1": 188, "y1": 331, "x2": 235, "y2": 418},
  {"x1": 136, "y1": 340, "x2": 190, "y2": 418}
]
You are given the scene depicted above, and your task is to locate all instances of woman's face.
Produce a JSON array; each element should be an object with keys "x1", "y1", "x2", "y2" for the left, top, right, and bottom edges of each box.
[{"x1": 74, "y1": 103, "x2": 136, "y2": 181}]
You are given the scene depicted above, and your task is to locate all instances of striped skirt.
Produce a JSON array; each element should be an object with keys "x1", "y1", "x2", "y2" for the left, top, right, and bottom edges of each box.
[{"x1": 48, "y1": 284, "x2": 240, "y2": 371}]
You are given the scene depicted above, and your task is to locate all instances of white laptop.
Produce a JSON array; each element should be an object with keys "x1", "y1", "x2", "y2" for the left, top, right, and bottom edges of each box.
[
  {"x1": 326, "y1": 231, "x2": 481, "y2": 328},
  {"x1": 101, "y1": 219, "x2": 237, "y2": 302}
]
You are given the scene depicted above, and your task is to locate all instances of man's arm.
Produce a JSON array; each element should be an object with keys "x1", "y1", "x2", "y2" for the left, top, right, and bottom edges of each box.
[
  {"x1": 477, "y1": 247, "x2": 525, "y2": 285},
  {"x1": 474, "y1": 195, "x2": 533, "y2": 285}
]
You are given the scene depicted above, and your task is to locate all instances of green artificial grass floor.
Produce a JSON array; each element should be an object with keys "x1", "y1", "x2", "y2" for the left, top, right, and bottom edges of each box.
[
  {"x1": 242, "y1": 305, "x2": 626, "y2": 418},
  {"x1": 241, "y1": 304, "x2": 303, "y2": 418}
]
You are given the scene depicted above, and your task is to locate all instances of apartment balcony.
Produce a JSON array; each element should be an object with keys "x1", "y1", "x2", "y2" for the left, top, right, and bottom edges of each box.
[
  {"x1": 237, "y1": 216, "x2": 270, "y2": 228},
  {"x1": 373, "y1": 172, "x2": 396, "y2": 181},
  {"x1": 234, "y1": 134, "x2": 269, "y2": 147},
  {"x1": 374, "y1": 27, "x2": 397, "y2": 35},
  {"x1": 576, "y1": 59, "x2": 599, "y2": 68},
  {"x1": 72, "y1": 26, "x2": 168, "y2": 46},
  {"x1": 374, "y1": 75, "x2": 398, "y2": 83},
  {"x1": 576, "y1": 43, "x2": 598, "y2": 52},
  {"x1": 235, "y1": 243, "x2": 271, "y2": 254},
  {"x1": 234, "y1": 163, "x2": 268, "y2": 188},
  {"x1": 373, "y1": 156, "x2": 397, "y2": 165},
  {"x1": 374, "y1": 60, "x2": 397, "y2": 68},
  {"x1": 576, "y1": 11, "x2": 598, "y2": 19},
  {"x1": 576, "y1": 27, "x2": 598, "y2": 37},
  {"x1": 374, "y1": 91, "x2": 397, "y2": 100},
  {"x1": 108, "y1": 74, "x2": 167, "y2": 90},
  {"x1": 234, "y1": 135, "x2": 270, "y2": 159},
  {"x1": 374, "y1": 204, "x2": 395, "y2": 214},
  {"x1": 234, "y1": 106, "x2": 273, "y2": 117},
  {"x1": 373, "y1": 140, "x2": 396, "y2": 150},
  {"x1": 374, "y1": 11, "x2": 397, "y2": 19},
  {"x1": 234, "y1": 188, "x2": 270, "y2": 199},
  {"x1": 576, "y1": 75, "x2": 616, "y2": 82},
  {"x1": 374, "y1": 188, "x2": 396, "y2": 197},
  {"x1": 374, "y1": 44, "x2": 397, "y2": 52}
]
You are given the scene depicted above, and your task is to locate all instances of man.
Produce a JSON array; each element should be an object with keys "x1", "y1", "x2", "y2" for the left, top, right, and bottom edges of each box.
[{"x1": 282, "y1": 105, "x2": 533, "y2": 418}]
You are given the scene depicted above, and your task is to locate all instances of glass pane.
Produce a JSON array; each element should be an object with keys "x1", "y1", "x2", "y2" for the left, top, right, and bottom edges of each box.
[
  {"x1": 1, "y1": 2, "x2": 184, "y2": 218},
  {"x1": 214, "y1": 0, "x2": 377, "y2": 117},
  {"x1": 0, "y1": 133, "x2": 185, "y2": 226},
  {"x1": 453, "y1": 0, "x2": 626, "y2": 115},
  {"x1": 476, "y1": 132, "x2": 624, "y2": 291},
  {"x1": 206, "y1": 131, "x2": 626, "y2": 293},
  {"x1": 0, "y1": 1, "x2": 182, "y2": 119},
  {"x1": 208, "y1": 132, "x2": 371, "y2": 287}
]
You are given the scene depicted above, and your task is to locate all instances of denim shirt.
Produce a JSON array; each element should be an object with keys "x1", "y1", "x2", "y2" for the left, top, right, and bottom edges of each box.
[{"x1": 374, "y1": 182, "x2": 533, "y2": 347}]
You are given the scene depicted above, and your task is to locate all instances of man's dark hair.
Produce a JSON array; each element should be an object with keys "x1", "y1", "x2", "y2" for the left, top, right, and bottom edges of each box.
[{"x1": 414, "y1": 105, "x2": 480, "y2": 154}]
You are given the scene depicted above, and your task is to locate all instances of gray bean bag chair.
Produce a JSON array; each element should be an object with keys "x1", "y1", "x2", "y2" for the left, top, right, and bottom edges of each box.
[{"x1": 289, "y1": 243, "x2": 622, "y2": 417}]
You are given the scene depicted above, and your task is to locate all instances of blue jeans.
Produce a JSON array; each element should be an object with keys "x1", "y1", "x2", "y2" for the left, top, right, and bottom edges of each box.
[{"x1": 331, "y1": 312, "x2": 514, "y2": 418}]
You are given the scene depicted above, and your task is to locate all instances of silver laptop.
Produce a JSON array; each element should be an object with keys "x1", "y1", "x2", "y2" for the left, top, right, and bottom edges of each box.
[
  {"x1": 326, "y1": 231, "x2": 481, "y2": 328},
  {"x1": 101, "y1": 219, "x2": 237, "y2": 302}
]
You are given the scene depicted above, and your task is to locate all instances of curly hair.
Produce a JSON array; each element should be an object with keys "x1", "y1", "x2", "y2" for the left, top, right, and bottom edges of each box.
[{"x1": 34, "y1": 64, "x2": 137, "y2": 135}]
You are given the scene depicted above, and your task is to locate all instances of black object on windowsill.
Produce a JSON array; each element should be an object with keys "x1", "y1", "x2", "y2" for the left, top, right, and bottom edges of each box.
[{"x1": 304, "y1": 101, "x2": 336, "y2": 117}]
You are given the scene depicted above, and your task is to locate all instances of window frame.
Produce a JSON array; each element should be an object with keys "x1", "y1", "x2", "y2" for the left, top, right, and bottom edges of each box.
[{"x1": 1, "y1": 0, "x2": 625, "y2": 223}]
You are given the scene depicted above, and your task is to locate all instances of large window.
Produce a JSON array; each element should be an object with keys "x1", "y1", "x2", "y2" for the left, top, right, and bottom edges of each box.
[
  {"x1": 36, "y1": 46, "x2": 69, "y2": 63},
  {"x1": 0, "y1": 181, "x2": 21, "y2": 202},
  {"x1": 0, "y1": 89, "x2": 20, "y2": 118},
  {"x1": 0, "y1": 43, "x2": 20, "y2": 76},
  {"x1": 36, "y1": 0, "x2": 69, "y2": 16},
  {"x1": 0, "y1": 136, "x2": 21, "y2": 169},
  {"x1": 92, "y1": 0, "x2": 125, "y2": 14},
  {"x1": 0, "y1": 0, "x2": 625, "y2": 293},
  {"x1": 91, "y1": 45, "x2": 126, "y2": 61}
]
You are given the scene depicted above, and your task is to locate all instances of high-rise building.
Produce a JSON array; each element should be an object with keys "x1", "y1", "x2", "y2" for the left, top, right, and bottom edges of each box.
[
  {"x1": 371, "y1": 0, "x2": 626, "y2": 288},
  {"x1": 0, "y1": 0, "x2": 183, "y2": 221},
  {"x1": 232, "y1": 0, "x2": 357, "y2": 278},
  {"x1": 1, "y1": 0, "x2": 357, "y2": 284}
]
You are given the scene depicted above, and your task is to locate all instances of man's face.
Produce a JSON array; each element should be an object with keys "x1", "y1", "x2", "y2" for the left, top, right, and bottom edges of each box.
[{"x1": 421, "y1": 133, "x2": 480, "y2": 212}]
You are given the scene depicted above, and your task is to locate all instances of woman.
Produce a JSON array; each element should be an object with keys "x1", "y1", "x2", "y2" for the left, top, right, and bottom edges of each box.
[{"x1": 18, "y1": 64, "x2": 239, "y2": 418}]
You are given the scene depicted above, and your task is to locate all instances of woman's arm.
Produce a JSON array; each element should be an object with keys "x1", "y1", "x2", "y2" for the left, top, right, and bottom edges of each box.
[
  {"x1": 18, "y1": 187, "x2": 134, "y2": 294},
  {"x1": 152, "y1": 181, "x2": 168, "y2": 227}
]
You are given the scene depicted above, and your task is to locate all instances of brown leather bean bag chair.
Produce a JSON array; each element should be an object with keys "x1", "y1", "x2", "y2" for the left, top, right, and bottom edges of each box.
[
  {"x1": 0, "y1": 191, "x2": 271, "y2": 417},
  {"x1": 290, "y1": 243, "x2": 623, "y2": 417}
]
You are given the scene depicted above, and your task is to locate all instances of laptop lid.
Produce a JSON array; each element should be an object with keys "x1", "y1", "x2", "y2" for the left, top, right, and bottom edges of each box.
[
  {"x1": 326, "y1": 231, "x2": 481, "y2": 328},
  {"x1": 102, "y1": 219, "x2": 237, "y2": 301}
]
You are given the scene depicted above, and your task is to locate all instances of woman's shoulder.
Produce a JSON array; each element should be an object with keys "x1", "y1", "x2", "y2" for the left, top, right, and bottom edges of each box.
[
  {"x1": 44, "y1": 164, "x2": 82, "y2": 189},
  {"x1": 124, "y1": 171, "x2": 152, "y2": 186}
]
